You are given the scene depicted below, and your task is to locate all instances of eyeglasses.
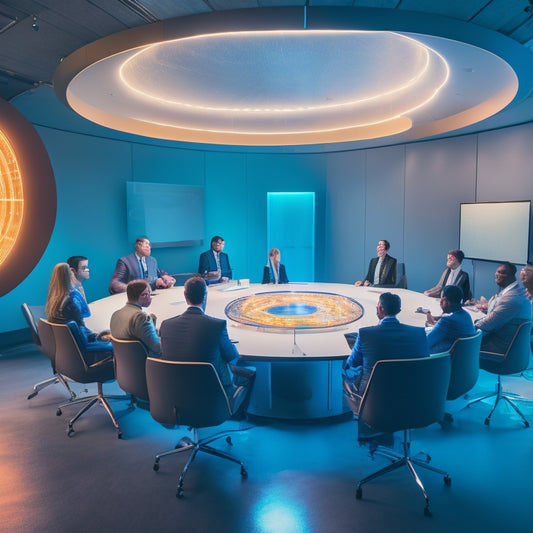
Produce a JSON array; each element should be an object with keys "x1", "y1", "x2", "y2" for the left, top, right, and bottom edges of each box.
[{"x1": 78, "y1": 266, "x2": 90, "y2": 271}]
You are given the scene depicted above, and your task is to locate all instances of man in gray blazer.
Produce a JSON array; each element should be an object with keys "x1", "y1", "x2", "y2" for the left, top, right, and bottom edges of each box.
[
  {"x1": 159, "y1": 277, "x2": 255, "y2": 418},
  {"x1": 475, "y1": 262, "x2": 532, "y2": 354},
  {"x1": 110, "y1": 279, "x2": 161, "y2": 356}
]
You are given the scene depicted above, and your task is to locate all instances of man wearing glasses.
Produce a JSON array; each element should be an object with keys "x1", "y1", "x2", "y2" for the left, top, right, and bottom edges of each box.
[
  {"x1": 198, "y1": 235, "x2": 232, "y2": 284},
  {"x1": 67, "y1": 255, "x2": 91, "y2": 318}
]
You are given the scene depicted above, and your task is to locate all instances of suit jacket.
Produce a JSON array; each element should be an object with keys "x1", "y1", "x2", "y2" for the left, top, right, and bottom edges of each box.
[
  {"x1": 198, "y1": 250, "x2": 232, "y2": 282},
  {"x1": 363, "y1": 254, "x2": 397, "y2": 287},
  {"x1": 159, "y1": 306, "x2": 238, "y2": 395},
  {"x1": 262, "y1": 263, "x2": 289, "y2": 284},
  {"x1": 110, "y1": 302, "x2": 161, "y2": 356},
  {"x1": 109, "y1": 253, "x2": 163, "y2": 294},
  {"x1": 346, "y1": 316, "x2": 429, "y2": 395},
  {"x1": 427, "y1": 308, "x2": 476, "y2": 354},
  {"x1": 426, "y1": 268, "x2": 472, "y2": 300},
  {"x1": 475, "y1": 282, "x2": 532, "y2": 354}
]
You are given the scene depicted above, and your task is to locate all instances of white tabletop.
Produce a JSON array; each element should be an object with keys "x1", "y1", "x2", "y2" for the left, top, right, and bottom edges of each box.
[{"x1": 87, "y1": 282, "x2": 481, "y2": 360}]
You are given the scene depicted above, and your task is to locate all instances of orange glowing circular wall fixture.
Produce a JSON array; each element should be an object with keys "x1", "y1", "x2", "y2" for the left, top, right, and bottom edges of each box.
[{"x1": 0, "y1": 98, "x2": 56, "y2": 296}]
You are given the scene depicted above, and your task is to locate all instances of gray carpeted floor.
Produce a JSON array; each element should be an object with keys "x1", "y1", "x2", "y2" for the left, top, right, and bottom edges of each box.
[{"x1": 1, "y1": 343, "x2": 532, "y2": 533}]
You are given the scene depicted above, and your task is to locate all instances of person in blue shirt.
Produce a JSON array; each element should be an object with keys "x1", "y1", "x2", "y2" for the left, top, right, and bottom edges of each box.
[
  {"x1": 67, "y1": 255, "x2": 91, "y2": 318},
  {"x1": 426, "y1": 285, "x2": 476, "y2": 354}
]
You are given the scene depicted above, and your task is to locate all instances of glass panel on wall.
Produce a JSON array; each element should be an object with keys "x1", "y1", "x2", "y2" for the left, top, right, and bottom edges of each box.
[{"x1": 267, "y1": 192, "x2": 315, "y2": 282}]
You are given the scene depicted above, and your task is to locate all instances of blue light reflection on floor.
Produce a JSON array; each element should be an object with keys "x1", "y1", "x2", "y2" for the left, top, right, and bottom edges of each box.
[
  {"x1": 253, "y1": 495, "x2": 308, "y2": 533},
  {"x1": 267, "y1": 303, "x2": 318, "y2": 316}
]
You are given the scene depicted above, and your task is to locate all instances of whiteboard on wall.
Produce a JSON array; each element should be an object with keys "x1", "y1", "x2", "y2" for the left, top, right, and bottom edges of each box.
[{"x1": 459, "y1": 201, "x2": 531, "y2": 264}]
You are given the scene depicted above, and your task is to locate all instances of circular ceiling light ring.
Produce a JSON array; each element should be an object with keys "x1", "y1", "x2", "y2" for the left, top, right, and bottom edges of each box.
[{"x1": 54, "y1": 6, "x2": 529, "y2": 147}]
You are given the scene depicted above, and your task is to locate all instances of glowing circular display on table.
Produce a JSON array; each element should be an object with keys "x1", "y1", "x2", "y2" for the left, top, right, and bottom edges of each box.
[{"x1": 225, "y1": 291, "x2": 364, "y2": 329}]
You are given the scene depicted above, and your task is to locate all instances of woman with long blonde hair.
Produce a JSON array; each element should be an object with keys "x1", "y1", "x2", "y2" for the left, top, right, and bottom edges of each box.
[{"x1": 45, "y1": 262, "x2": 111, "y2": 364}]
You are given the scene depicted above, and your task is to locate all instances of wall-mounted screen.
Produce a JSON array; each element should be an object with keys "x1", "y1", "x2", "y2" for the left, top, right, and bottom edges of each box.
[
  {"x1": 459, "y1": 201, "x2": 531, "y2": 264},
  {"x1": 127, "y1": 182, "x2": 204, "y2": 247}
]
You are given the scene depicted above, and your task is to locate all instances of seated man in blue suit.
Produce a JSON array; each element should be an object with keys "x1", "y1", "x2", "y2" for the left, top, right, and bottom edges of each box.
[
  {"x1": 198, "y1": 235, "x2": 232, "y2": 284},
  {"x1": 426, "y1": 285, "x2": 476, "y2": 354},
  {"x1": 159, "y1": 277, "x2": 255, "y2": 419},
  {"x1": 109, "y1": 237, "x2": 175, "y2": 294},
  {"x1": 474, "y1": 262, "x2": 531, "y2": 354},
  {"x1": 342, "y1": 292, "x2": 429, "y2": 444}
]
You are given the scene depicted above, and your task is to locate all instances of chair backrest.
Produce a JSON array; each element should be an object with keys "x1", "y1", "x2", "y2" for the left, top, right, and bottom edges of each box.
[
  {"x1": 446, "y1": 330, "x2": 482, "y2": 400},
  {"x1": 395, "y1": 263, "x2": 407, "y2": 289},
  {"x1": 110, "y1": 336, "x2": 149, "y2": 401},
  {"x1": 37, "y1": 318, "x2": 57, "y2": 365},
  {"x1": 49, "y1": 321, "x2": 91, "y2": 382},
  {"x1": 359, "y1": 352, "x2": 451, "y2": 434},
  {"x1": 146, "y1": 358, "x2": 232, "y2": 429},
  {"x1": 499, "y1": 320, "x2": 533, "y2": 375},
  {"x1": 21, "y1": 303, "x2": 46, "y2": 346}
]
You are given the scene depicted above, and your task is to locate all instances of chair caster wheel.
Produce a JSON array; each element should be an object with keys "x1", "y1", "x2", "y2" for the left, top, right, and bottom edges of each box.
[
  {"x1": 444, "y1": 475, "x2": 451, "y2": 485},
  {"x1": 153, "y1": 463, "x2": 159, "y2": 471},
  {"x1": 117, "y1": 431, "x2": 122, "y2": 439},
  {"x1": 524, "y1": 420, "x2": 530, "y2": 428},
  {"x1": 484, "y1": 418, "x2": 490, "y2": 426},
  {"x1": 226, "y1": 436, "x2": 233, "y2": 446},
  {"x1": 27, "y1": 391, "x2": 38, "y2": 400},
  {"x1": 356, "y1": 486, "x2": 362, "y2": 499},
  {"x1": 56, "y1": 408, "x2": 62, "y2": 416},
  {"x1": 424, "y1": 506, "x2": 432, "y2": 517},
  {"x1": 176, "y1": 488, "x2": 184, "y2": 499},
  {"x1": 241, "y1": 466, "x2": 248, "y2": 478},
  {"x1": 67, "y1": 427, "x2": 74, "y2": 437}
]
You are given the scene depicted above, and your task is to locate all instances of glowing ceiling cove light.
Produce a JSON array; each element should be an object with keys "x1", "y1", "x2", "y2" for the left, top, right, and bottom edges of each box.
[{"x1": 54, "y1": 7, "x2": 523, "y2": 147}]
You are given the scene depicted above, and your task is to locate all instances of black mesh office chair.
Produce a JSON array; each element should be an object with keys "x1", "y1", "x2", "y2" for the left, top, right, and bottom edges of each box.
[
  {"x1": 468, "y1": 320, "x2": 532, "y2": 427},
  {"x1": 22, "y1": 304, "x2": 76, "y2": 400},
  {"x1": 50, "y1": 320, "x2": 130, "y2": 437},
  {"x1": 355, "y1": 352, "x2": 451, "y2": 516},
  {"x1": 146, "y1": 357, "x2": 249, "y2": 499}
]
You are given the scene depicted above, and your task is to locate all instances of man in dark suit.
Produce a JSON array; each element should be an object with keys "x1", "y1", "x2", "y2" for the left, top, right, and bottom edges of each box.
[
  {"x1": 159, "y1": 276, "x2": 255, "y2": 418},
  {"x1": 424, "y1": 249, "x2": 471, "y2": 300},
  {"x1": 426, "y1": 285, "x2": 476, "y2": 354},
  {"x1": 198, "y1": 235, "x2": 232, "y2": 284},
  {"x1": 342, "y1": 292, "x2": 429, "y2": 443},
  {"x1": 355, "y1": 239, "x2": 397, "y2": 287},
  {"x1": 109, "y1": 237, "x2": 175, "y2": 294}
]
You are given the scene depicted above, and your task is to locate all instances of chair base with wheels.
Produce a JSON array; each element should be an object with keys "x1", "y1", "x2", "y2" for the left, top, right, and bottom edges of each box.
[
  {"x1": 27, "y1": 374, "x2": 78, "y2": 401},
  {"x1": 56, "y1": 383, "x2": 133, "y2": 438},
  {"x1": 467, "y1": 321, "x2": 532, "y2": 428},
  {"x1": 356, "y1": 429, "x2": 451, "y2": 517},
  {"x1": 153, "y1": 426, "x2": 248, "y2": 499},
  {"x1": 467, "y1": 375, "x2": 530, "y2": 427}
]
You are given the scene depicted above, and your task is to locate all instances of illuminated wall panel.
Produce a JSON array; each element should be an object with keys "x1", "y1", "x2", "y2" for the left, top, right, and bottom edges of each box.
[
  {"x1": 0, "y1": 131, "x2": 24, "y2": 264},
  {"x1": 0, "y1": 98, "x2": 56, "y2": 296},
  {"x1": 267, "y1": 192, "x2": 315, "y2": 282}
]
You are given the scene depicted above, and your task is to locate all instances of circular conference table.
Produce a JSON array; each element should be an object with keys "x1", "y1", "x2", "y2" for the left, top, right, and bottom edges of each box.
[{"x1": 86, "y1": 282, "x2": 474, "y2": 420}]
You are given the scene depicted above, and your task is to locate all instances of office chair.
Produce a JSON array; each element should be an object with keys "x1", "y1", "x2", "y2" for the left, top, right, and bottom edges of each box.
[
  {"x1": 436, "y1": 330, "x2": 482, "y2": 427},
  {"x1": 22, "y1": 305, "x2": 76, "y2": 400},
  {"x1": 110, "y1": 336, "x2": 149, "y2": 403},
  {"x1": 146, "y1": 357, "x2": 249, "y2": 499},
  {"x1": 394, "y1": 262, "x2": 407, "y2": 289},
  {"x1": 468, "y1": 320, "x2": 532, "y2": 427},
  {"x1": 49, "y1": 320, "x2": 130, "y2": 438},
  {"x1": 445, "y1": 330, "x2": 482, "y2": 400},
  {"x1": 355, "y1": 352, "x2": 451, "y2": 516}
]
